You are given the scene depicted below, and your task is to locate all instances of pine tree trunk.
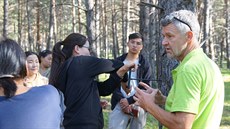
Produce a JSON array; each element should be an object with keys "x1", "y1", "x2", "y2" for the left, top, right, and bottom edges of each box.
[
  {"x1": 95, "y1": 0, "x2": 100, "y2": 56},
  {"x1": 72, "y1": 0, "x2": 76, "y2": 33},
  {"x1": 102, "y1": 0, "x2": 108, "y2": 58},
  {"x1": 121, "y1": 0, "x2": 130, "y2": 53},
  {"x1": 53, "y1": 0, "x2": 57, "y2": 45},
  {"x1": 225, "y1": 0, "x2": 230, "y2": 68},
  {"x1": 47, "y1": 0, "x2": 56, "y2": 50},
  {"x1": 85, "y1": 0, "x2": 95, "y2": 53},
  {"x1": 26, "y1": 0, "x2": 33, "y2": 50},
  {"x1": 77, "y1": 0, "x2": 82, "y2": 33},
  {"x1": 111, "y1": 0, "x2": 119, "y2": 58},
  {"x1": 17, "y1": 0, "x2": 22, "y2": 46},
  {"x1": 3, "y1": 0, "x2": 8, "y2": 37},
  {"x1": 36, "y1": 0, "x2": 41, "y2": 51}
]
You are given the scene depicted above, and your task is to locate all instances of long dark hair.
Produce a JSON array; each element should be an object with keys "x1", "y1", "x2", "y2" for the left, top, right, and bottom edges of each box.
[
  {"x1": 0, "y1": 38, "x2": 27, "y2": 98},
  {"x1": 49, "y1": 33, "x2": 87, "y2": 85}
]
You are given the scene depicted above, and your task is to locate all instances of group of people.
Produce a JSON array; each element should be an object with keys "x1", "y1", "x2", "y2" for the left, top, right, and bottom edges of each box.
[{"x1": 0, "y1": 9, "x2": 224, "y2": 129}]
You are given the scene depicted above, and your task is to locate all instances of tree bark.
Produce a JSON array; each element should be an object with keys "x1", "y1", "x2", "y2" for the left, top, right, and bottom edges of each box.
[
  {"x1": 225, "y1": 0, "x2": 230, "y2": 68},
  {"x1": 121, "y1": 0, "x2": 130, "y2": 53},
  {"x1": 94, "y1": 0, "x2": 100, "y2": 56},
  {"x1": 72, "y1": 0, "x2": 76, "y2": 33},
  {"x1": 26, "y1": 0, "x2": 33, "y2": 50},
  {"x1": 111, "y1": 0, "x2": 119, "y2": 58},
  {"x1": 53, "y1": 0, "x2": 57, "y2": 46},
  {"x1": 3, "y1": 0, "x2": 8, "y2": 37},
  {"x1": 102, "y1": 0, "x2": 108, "y2": 58},
  {"x1": 77, "y1": 0, "x2": 82, "y2": 33},
  {"x1": 85, "y1": 0, "x2": 95, "y2": 54},
  {"x1": 47, "y1": 0, "x2": 56, "y2": 50},
  {"x1": 36, "y1": 0, "x2": 41, "y2": 51},
  {"x1": 17, "y1": 0, "x2": 22, "y2": 46},
  {"x1": 202, "y1": 0, "x2": 214, "y2": 59}
]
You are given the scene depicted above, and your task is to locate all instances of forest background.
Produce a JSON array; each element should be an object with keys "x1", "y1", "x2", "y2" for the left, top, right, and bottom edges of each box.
[
  {"x1": 0, "y1": 0, "x2": 230, "y2": 128},
  {"x1": 1, "y1": 0, "x2": 230, "y2": 93}
]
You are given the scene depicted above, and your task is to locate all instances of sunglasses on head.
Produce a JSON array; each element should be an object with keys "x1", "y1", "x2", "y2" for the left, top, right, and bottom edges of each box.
[{"x1": 168, "y1": 15, "x2": 192, "y2": 31}]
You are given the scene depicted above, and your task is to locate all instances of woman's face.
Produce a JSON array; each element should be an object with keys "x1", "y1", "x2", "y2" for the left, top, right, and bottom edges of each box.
[
  {"x1": 26, "y1": 54, "x2": 39, "y2": 76},
  {"x1": 41, "y1": 54, "x2": 52, "y2": 68}
]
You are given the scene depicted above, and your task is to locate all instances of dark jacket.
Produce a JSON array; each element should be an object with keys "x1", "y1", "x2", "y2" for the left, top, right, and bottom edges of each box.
[
  {"x1": 55, "y1": 56, "x2": 124, "y2": 129},
  {"x1": 111, "y1": 53, "x2": 152, "y2": 110}
]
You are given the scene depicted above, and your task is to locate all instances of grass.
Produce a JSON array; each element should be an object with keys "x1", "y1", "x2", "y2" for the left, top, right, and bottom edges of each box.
[
  {"x1": 101, "y1": 69, "x2": 230, "y2": 129},
  {"x1": 220, "y1": 69, "x2": 230, "y2": 129}
]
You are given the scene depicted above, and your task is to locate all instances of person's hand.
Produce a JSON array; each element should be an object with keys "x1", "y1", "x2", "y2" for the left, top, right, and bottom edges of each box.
[
  {"x1": 134, "y1": 82, "x2": 159, "y2": 111},
  {"x1": 100, "y1": 100, "x2": 109, "y2": 109},
  {"x1": 138, "y1": 82, "x2": 166, "y2": 105},
  {"x1": 119, "y1": 98, "x2": 132, "y2": 114},
  {"x1": 121, "y1": 82, "x2": 131, "y2": 94},
  {"x1": 122, "y1": 105, "x2": 132, "y2": 114},
  {"x1": 139, "y1": 82, "x2": 154, "y2": 94},
  {"x1": 116, "y1": 63, "x2": 136, "y2": 78}
]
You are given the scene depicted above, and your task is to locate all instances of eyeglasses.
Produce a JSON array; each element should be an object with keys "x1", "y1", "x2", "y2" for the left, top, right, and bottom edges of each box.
[
  {"x1": 82, "y1": 45, "x2": 90, "y2": 50},
  {"x1": 172, "y1": 16, "x2": 192, "y2": 31}
]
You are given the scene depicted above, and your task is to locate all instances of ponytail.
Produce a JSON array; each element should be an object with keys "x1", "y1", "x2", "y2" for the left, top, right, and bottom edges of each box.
[
  {"x1": 0, "y1": 78, "x2": 17, "y2": 98},
  {"x1": 49, "y1": 41, "x2": 66, "y2": 85}
]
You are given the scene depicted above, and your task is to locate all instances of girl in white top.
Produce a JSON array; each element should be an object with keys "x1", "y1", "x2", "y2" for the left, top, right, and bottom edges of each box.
[{"x1": 24, "y1": 51, "x2": 48, "y2": 87}]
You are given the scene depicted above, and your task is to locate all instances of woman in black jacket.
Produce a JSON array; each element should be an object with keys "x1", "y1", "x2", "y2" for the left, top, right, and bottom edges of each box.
[{"x1": 49, "y1": 33, "x2": 134, "y2": 129}]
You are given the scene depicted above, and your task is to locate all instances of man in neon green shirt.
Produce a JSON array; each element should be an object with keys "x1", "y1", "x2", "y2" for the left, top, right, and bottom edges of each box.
[{"x1": 134, "y1": 10, "x2": 224, "y2": 129}]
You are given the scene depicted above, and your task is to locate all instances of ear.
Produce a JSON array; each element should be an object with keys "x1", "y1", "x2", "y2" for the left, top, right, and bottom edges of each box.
[
  {"x1": 73, "y1": 45, "x2": 80, "y2": 56},
  {"x1": 186, "y1": 31, "x2": 193, "y2": 42}
]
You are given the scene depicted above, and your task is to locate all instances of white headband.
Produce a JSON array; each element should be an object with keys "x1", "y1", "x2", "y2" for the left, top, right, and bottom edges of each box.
[{"x1": 0, "y1": 75, "x2": 14, "y2": 79}]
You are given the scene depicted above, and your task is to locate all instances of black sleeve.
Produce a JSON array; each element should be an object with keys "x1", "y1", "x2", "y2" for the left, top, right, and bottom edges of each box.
[
  {"x1": 98, "y1": 72, "x2": 128, "y2": 96},
  {"x1": 98, "y1": 72, "x2": 122, "y2": 96},
  {"x1": 84, "y1": 56, "x2": 124, "y2": 77}
]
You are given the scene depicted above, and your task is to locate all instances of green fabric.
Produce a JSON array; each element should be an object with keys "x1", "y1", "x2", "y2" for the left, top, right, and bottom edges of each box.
[{"x1": 165, "y1": 48, "x2": 224, "y2": 129}]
